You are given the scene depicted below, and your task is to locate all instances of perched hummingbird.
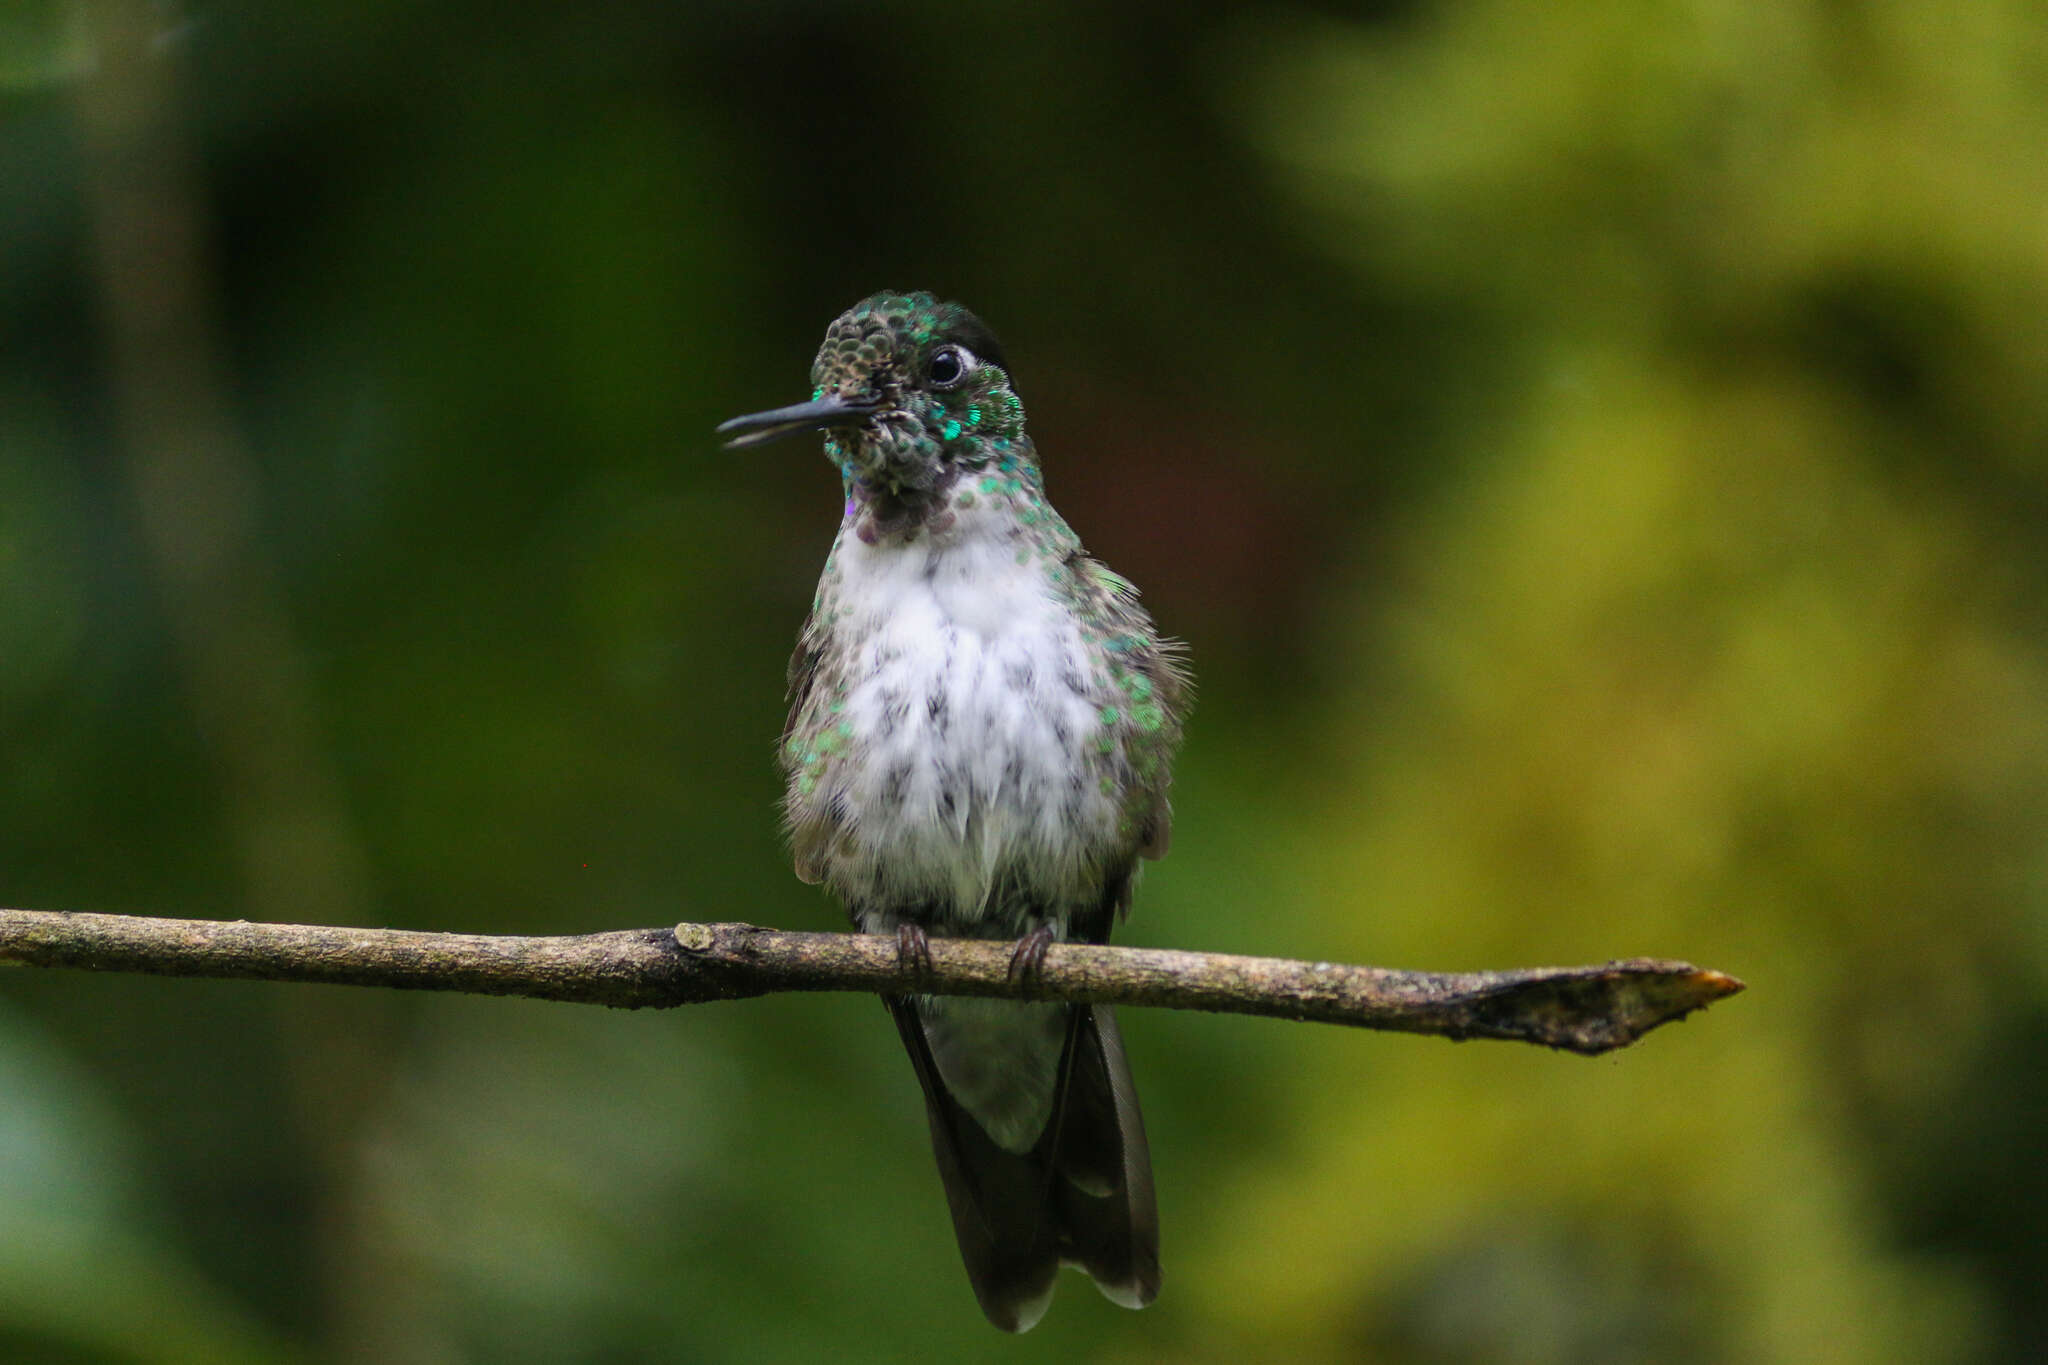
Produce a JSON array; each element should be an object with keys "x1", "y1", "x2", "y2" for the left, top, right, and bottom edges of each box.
[{"x1": 718, "y1": 292, "x2": 1188, "y2": 1332}]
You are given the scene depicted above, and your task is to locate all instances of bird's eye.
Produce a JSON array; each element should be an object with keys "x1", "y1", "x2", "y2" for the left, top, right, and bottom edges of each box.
[{"x1": 926, "y1": 344, "x2": 975, "y2": 389}]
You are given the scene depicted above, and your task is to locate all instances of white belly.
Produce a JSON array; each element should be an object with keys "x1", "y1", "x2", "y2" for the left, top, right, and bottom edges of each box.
[{"x1": 811, "y1": 528, "x2": 1121, "y2": 934}]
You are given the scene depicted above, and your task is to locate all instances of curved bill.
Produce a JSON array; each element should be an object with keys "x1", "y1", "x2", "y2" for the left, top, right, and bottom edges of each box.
[{"x1": 715, "y1": 394, "x2": 880, "y2": 450}]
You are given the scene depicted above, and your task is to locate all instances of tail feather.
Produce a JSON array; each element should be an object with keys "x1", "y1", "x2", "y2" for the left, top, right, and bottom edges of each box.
[
  {"x1": 886, "y1": 998, "x2": 1159, "y2": 1332},
  {"x1": 1052, "y1": 1006, "x2": 1159, "y2": 1308}
]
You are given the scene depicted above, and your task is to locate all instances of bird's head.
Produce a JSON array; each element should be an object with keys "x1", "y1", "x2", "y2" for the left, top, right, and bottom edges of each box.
[{"x1": 718, "y1": 291, "x2": 1028, "y2": 497}]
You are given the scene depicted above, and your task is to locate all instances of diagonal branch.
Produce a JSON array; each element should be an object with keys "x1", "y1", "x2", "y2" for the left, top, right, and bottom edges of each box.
[{"x1": 0, "y1": 907, "x2": 1743, "y2": 1056}]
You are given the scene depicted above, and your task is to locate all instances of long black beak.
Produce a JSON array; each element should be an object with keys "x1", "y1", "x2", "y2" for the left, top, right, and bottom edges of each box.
[{"x1": 715, "y1": 394, "x2": 881, "y2": 450}]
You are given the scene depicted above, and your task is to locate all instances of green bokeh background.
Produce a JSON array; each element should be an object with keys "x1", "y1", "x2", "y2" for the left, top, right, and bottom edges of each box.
[{"x1": 4, "y1": 1, "x2": 2044, "y2": 1361}]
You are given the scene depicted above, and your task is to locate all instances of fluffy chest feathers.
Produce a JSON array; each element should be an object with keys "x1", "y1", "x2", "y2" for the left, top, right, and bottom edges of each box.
[{"x1": 781, "y1": 503, "x2": 1165, "y2": 936}]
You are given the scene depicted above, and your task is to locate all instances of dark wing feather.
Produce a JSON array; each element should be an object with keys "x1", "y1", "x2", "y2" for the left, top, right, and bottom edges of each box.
[
  {"x1": 887, "y1": 998, "x2": 1061, "y2": 1332},
  {"x1": 1049, "y1": 1004, "x2": 1160, "y2": 1308},
  {"x1": 1065, "y1": 551, "x2": 1191, "y2": 863},
  {"x1": 889, "y1": 993, "x2": 1159, "y2": 1331},
  {"x1": 781, "y1": 631, "x2": 830, "y2": 884}
]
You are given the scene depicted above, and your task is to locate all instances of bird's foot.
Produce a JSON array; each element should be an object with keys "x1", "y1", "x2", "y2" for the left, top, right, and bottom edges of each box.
[
  {"x1": 895, "y1": 922, "x2": 935, "y2": 987},
  {"x1": 1006, "y1": 924, "x2": 1058, "y2": 989}
]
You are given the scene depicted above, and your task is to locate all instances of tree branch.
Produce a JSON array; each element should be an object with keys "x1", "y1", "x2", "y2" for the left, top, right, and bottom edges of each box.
[{"x1": 0, "y1": 908, "x2": 1742, "y2": 1056}]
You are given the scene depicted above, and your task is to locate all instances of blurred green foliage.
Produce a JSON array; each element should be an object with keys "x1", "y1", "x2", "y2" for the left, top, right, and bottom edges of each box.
[{"x1": 3, "y1": 1, "x2": 2044, "y2": 1361}]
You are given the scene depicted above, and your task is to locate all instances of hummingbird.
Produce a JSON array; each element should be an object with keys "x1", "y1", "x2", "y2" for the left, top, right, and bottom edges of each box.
[{"x1": 718, "y1": 291, "x2": 1188, "y2": 1331}]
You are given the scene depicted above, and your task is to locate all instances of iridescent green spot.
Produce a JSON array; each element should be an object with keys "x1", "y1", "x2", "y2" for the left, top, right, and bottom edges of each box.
[
  {"x1": 836, "y1": 720, "x2": 854, "y2": 739},
  {"x1": 802, "y1": 750, "x2": 821, "y2": 767},
  {"x1": 1098, "y1": 706, "x2": 1120, "y2": 727},
  {"x1": 797, "y1": 773, "x2": 817, "y2": 796},
  {"x1": 967, "y1": 406, "x2": 982, "y2": 425},
  {"x1": 1019, "y1": 509, "x2": 1038, "y2": 525},
  {"x1": 1133, "y1": 703, "x2": 1164, "y2": 732},
  {"x1": 980, "y1": 476, "x2": 1000, "y2": 493},
  {"x1": 1122, "y1": 674, "x2": 1153, "y2": 701},
  {"x1": 1095, "y1": 733, "x2": 1116, "y2": 754},
  {"x1": 1100, "y1": 776, "x2": 1117, "y2": 796},
  {"x1": 829, "y1": 699, "x2": 845, "y2": 713},
  {"x1": 1005, "y1": 479, "x2": 1023, "y2": 495},
  {"x1": 957, "y1": 492, "x2": 976, "y2": 509},
  {"x1": 941, "y1": 420, "x2": 962, "y2": 441}
]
